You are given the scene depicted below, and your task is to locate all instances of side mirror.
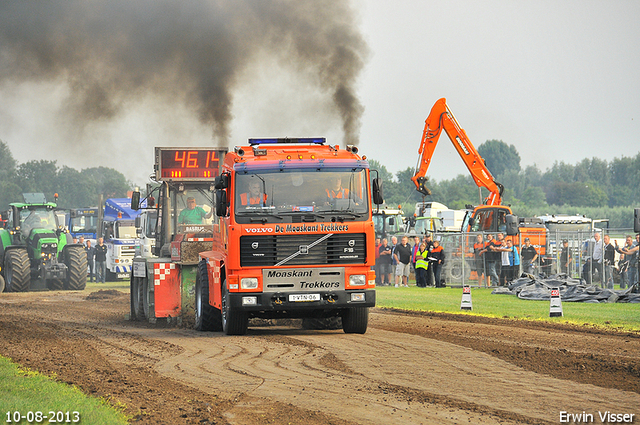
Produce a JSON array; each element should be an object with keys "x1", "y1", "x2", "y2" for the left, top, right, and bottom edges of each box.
[
  {"x1": 372, "y1": 178, "x2": 384, "y2": 205},
  {"x1": 505, "y1": 214, "x2": 519, "y2": 236},
  {"x1": 215, "y1": 173, "x2": 229, "y2": 190},
  {"x1": 216, "y1": 190, "x2": 228, "y2": 217},
  {"x1": 131, "y1": 191, "x2": 141, "y2": 211}
]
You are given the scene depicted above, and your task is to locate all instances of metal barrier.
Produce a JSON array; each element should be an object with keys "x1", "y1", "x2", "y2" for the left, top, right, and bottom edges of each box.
[{"x1": 431, "y1": 228, "x2": 636, "y2": 288}]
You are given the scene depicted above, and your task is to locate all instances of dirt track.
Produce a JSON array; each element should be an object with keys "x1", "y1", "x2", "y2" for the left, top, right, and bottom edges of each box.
[{"x1": 1, "y1": 287, "x2": 639, "y2": 425}]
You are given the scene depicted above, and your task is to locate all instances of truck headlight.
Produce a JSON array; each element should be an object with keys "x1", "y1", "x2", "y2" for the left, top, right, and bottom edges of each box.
[
  {"x1": 241, "y1": 277, "x2": 259, "y2": 290},
  {"x1": 349, "y1": 275, "x2": 366, "y2": 286}
]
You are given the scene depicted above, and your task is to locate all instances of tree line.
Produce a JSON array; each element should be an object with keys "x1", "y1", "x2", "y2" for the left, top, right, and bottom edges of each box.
[
  {"x1": 372, "y1": 139, "x2": 640, "y2": 229},
  {"x1": 1, "y1": 138, "x2": 637, "y2": 229},
  {"x1": 0, "y1": 140, "x2": 132, "y2": 211}
]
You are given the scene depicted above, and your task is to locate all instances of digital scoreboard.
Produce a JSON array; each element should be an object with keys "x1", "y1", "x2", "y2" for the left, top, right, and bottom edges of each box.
[{"x1": 155, "y1": 147, "x2": 227, "y2": 181}]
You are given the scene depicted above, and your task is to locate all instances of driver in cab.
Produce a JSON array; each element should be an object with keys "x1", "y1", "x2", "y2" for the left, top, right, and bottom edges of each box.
[
  {"x1": 325, "y1": 175, "x2": 360, "y2": 206},
  {"x1": 325, "y1": 176, "x2": 349, "y2": 205},
  {"x1": 241, "y1": 179, "x2": 267, "y2": 206},
  {"x1": 178, "y1": 197, "x2": 212, "y2": 224}
]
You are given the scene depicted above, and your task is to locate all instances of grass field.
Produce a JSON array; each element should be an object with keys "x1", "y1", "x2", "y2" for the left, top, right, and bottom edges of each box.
[
  {"x1": 375, "y1": 285, "x2": 640, "y2": 332},
  {"x1": 0, "y1": 356, "x2": 128, "y2": 425}
]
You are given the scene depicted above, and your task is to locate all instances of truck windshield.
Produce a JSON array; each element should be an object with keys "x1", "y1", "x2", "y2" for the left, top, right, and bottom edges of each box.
[
  {"x1": 414, "y1": 217, "x2": 442, "y2": 234},
  {"x1": 169, "y1": 186, "x2": 215, "y2": 235},
  {"x1": 234, "y1": 169, "x2": 369, "y2": 220},
  {"x1": 71, "y1": 215, "x2": 98, "y2": 233}
]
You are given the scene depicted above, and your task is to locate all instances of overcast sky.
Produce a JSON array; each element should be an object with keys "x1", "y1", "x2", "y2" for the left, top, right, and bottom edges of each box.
[
  {"x1": 357, "y1": 0, "x2": 640, "y2": 181},
  {"x1": 1, "y1": 0, "x2": 638, "y2": 187}
]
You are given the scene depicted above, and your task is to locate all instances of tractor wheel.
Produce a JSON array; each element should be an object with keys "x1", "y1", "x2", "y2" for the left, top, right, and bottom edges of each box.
[
  {"x1": 301, "y1": 317, "x2": 342, "y2": 330},
  {"x1": 195, "y1": 260, "x2": 222, "y2": 332},
  {"x1": 444, "y1": 258, "x2": 472, "y2": 284},
  {"x1": 221, "y1": 280, "x2": 248, "y2": 335},
  {"x1": 47, "y1": 279, "x2": 64, "y2": 290},
  {"x1": 130, "y1": 276, "x2": 144, "y2": 321},
  {"x1": 4, "y1": 249, "x2": 31, "y2": 292},
  {"x1": 342, "y1": 307, "x2": 369, "y2": 334},
  {"x1": 0, "y1": 274, "x2": 5, "y2": 293},
  {"x1": 64, "y1": 246, "x2": 88, "y2": 290}
]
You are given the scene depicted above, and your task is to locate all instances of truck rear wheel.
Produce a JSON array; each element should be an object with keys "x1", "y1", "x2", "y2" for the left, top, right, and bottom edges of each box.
[
  {"x1": 221, "y1": 280, "x2": 248, "y2": 335},
  {"x1": 195, "y1": 260, "x2": 222, "y2": 331},
  {"x1": 64, "y1": 246, "x2": 88, "y2": 290},
  {"x1": 4, "y1": 249, "x2": 31, "y2": 292},
  {"x1": 142, "y1": 277, "x2": 154, "y2": 320},
  {"x1": 130, "y1": 276, "x2": 144, "y2": 320},
  {"x1": 342, "y1": 307, "x2": 369, "y2": 334}
]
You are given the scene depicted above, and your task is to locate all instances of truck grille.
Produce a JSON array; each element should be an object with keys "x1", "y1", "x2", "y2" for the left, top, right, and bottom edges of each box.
[{"x1": 240, "y1": 233, "x2": 367, "y2": 267}]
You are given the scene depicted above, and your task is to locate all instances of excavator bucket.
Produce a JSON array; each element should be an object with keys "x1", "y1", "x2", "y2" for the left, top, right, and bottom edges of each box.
[{"x1": 415, "y1": 176, "x2": 432, "y2": 196}]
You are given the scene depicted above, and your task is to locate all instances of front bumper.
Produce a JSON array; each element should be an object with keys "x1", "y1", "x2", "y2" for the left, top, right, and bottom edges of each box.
[{"x1": 227, "y1": 289, "x2": 376, "y2": 313}]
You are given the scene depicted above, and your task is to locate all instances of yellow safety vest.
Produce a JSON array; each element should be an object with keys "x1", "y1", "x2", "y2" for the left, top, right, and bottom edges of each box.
[{"x1": 415, "y1": 249, "x2": 429, "y2": 269}]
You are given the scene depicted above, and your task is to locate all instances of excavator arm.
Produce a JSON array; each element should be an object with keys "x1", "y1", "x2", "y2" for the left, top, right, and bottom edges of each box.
[{"x1": 411, "y1": 98, "x2": 504, "y2": 206}]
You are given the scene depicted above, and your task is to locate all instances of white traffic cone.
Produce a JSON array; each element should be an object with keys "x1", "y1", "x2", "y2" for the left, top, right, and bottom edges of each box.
[
  {"x1": 549, "y1": 287, "x2": 563, "y2": 317},
  {"x1": 460, "y1": 285, "x2": 472, "y2": 311}
]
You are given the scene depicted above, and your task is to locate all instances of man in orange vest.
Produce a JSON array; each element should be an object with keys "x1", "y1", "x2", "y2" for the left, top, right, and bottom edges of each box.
[
  {"x1": 241, "y1": 179, "x2": 267, "y2": 206},
  {"x1": 325, "y1": 175, "x2": 348, "y2": 204}
]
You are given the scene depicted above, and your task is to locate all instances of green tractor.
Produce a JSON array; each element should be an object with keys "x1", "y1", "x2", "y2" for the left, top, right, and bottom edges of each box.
[{"x1": 0, "y1": 194, "x2": 87, "y2": 292}]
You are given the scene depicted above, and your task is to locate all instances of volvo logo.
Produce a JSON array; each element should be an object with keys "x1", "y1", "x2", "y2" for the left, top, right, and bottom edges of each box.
[
  {"x1": 251, "y1": 242, "x2": 259, "y2": 249},
  {"x1": 348, "y1": 239, "x2": 355, "y2": 247}
]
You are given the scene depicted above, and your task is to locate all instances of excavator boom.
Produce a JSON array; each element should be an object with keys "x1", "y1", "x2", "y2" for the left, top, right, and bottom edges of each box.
[{"x1": 411, "y1": 98, "x2": 504, "y2": 205}]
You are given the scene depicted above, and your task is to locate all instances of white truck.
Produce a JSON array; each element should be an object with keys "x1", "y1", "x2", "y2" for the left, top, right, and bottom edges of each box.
[
  {"x1": 413, "y1": 201, "x2": 467, "y2": 232},
  {"x1": 100, "y1": 198, "x2": 141, "y2": 280}
]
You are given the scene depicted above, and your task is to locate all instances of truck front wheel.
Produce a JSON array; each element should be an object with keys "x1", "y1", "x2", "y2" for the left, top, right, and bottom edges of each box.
[
  {"x1": 4, "y1": 249, "x2": 31, "y2": 292},
  {"x1": 342, "y1": 307, "x2": 369, "y2": 334},
  {"x1": 221, "y1": 280, "x2": 248, "y2": 335},
  {"x1": 195, "y1": 260, "x2": 222, "y2": 332}
]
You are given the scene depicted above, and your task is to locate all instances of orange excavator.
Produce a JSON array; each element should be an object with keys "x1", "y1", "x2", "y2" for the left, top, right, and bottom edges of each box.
[
  {"x1": 412, "y1": 98, "x2": 504, "y2": 206},
  {"x1": 410, "y1": 98, "x2": 550, "y2": 282},
  {"x1": 411, "y1": 98, "x2": 547, "y2": 250}
]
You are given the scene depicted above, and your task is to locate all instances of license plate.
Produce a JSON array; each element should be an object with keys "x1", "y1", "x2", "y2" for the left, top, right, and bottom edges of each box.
[
  {"x1": 289, "y1": 293, "x2": 320, "y2": 302},
  {"x1": 117, "y1": 273, "x2": 130, "y2": 279}
]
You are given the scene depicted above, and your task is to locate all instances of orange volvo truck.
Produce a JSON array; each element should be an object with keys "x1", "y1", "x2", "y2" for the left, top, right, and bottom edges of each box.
[
  {"x1": 130, "y1": 139, "x2": 381, "y2": 335},
  {"x1": 411, "y1": 99, "x2": 548, "y2": 278}
]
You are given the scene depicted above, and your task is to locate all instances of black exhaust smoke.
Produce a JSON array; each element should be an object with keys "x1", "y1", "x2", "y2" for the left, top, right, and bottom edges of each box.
[{"x1": 0, "y1": 0, "x2": 368, "y2": 146}]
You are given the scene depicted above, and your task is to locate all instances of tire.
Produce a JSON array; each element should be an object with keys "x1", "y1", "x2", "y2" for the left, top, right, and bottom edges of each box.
[
  {"x1": 0, "y1": 274, "x2": 5, "y2": 293},
  {"x1": 221, "y1": 280, "x2": 248, "y2": 335},
  {"x1": 4, "y1": 249, "x2": 31, "y2": 292},
  {"x1": 47, "y1": 279, "x2": 64, "y2": 290},
  {"x1": 130, "y1": 276, "x2": 144, "y2": 321},
  {"x1": 64, "y1": 246, "x2": 88, "y2": 290},
  {"x1": 445, "y1": 258, "x2": 472, "y2": 283},
  {"x1": 142, "y1": 277, "x2": 154, "y2": 320},
  {"x1": 342, "y1": 307, "x2": 369, "y2": 334},
  {"x1": 106, "y1": 270, "x2": 117, "y2": 282},
  {"x1": 301, "y1": 317, "x2": 342, "y2": 330},
  {"x1": 195, "y1": 260, "x2": 222, "y2": 331}
]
